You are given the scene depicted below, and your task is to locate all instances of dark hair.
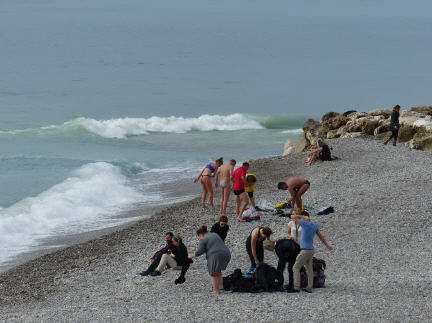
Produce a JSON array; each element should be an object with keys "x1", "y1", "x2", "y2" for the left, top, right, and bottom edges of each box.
[
  {"x1": 216, "y1": 157, "x2": 223, "y2": 164},
  {"x1": 277, "y1": 182, "x2": 287, "y2": 190},
  {"x1": 301, "y1": 210, "x2": 310, "y2": 217},
  {"x1": 242, "y1": 162, "x2": 249, "y2": 167},
  {"x1": 393, "y1": 105, "x2": 400, "y2": 111},
  {"x1": 246, "y1": 175, "x2": 256, "y2": 183},
  {"x1": 165, "y1": 232, "x2": 174, "y2": 237},
  {"x1": 196, "y1": 225, "x2": 208, "y2": 235},
  {"x1": 262, "y1": 226, "x2": 273, "y2": 238},
  {"x1": 219, "y1": 215, "x2": 228, "y2": 223},
  {"x1": 230, "y1": 159, "x2": 236, "y2": 164}
]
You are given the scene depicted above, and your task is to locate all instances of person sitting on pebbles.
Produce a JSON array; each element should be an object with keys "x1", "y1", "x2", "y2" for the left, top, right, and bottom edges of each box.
[
  {"x1": 139, "y1": 232, "x2": 174, "y2": 276},
  {"x1": 277, "y1": 177, "x2": 310, "y2": 214},
  {"x1": 188, "y1": 225, "x2": 231, "y2": 295},
  {"x1": 245, "y1": 226, "x2": 273, "y2": 272},
  {"x1": 149, "y1": 234, "x2": 189, "y2": 277}
]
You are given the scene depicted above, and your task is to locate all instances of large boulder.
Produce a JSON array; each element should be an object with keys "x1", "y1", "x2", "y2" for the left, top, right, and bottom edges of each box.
[
  {"x1": 344, "y1": 120, "x2": 362, "y2": 133},
  {"x1": 374, "y1": 124, "x2": 390, "y2": 136},
  {"x1": 283, "y1": 133, "x2": 309, "y2": 155},
  {"x1": 409, "y1": 106, "x2": 432, "y2": 116},
  {"x1": 358, "y1": 118, "x2": 379, "y2": 135},
  {"x1": 340, "y1": 132, "x2": 362, "y2": 138},
  {"x1": 320, "y1": 112, "x2": 340, "y2": 123},
  {"x1": 369, "y1": 109, "x2": 392, "y2": 118},
  {"x1": 303, "y1": 119, "x2": 327, "y2": 144},
  {"x1": 326, "y1": 129, "x2": 340, "y2": 139},
  {"x1": 342, "y1": 110, "x2": 357, "y2": 117},
  {"x1": 398, "y1": 125, "x2": 417, "y2": 142},
  {"x1": 323, "y1": 115, "x2": 350, "y2": 130},
  {"x1": 407, "y1": 134, "x2": 432, "y2": 151}
]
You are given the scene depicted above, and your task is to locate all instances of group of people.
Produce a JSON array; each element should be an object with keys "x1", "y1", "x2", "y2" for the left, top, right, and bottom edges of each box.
[{"x1": 195, "y1": 158, "x2": 258, "y2": 222}]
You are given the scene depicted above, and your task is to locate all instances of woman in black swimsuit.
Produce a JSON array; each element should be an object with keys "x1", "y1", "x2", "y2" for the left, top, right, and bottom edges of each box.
[{"x1": 245, "y1": 226, "x2": 272, "y2": 270}]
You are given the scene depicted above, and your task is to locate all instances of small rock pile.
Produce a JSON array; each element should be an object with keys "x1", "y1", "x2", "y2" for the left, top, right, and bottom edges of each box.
[{"x1": 284, "y1": 106, "x2": 432, "y2": 155}]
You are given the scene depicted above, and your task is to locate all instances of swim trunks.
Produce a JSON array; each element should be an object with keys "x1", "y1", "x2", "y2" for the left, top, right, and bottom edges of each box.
[
  {"x1": 248, "y1": 192, "x2": 254, "y2": 198},
  {"x1": 234, "y1": 189, "x2": 245, "y2": 196},
  {"x1": 220, "y1": 181, "x2": 230, "y2": 188}
]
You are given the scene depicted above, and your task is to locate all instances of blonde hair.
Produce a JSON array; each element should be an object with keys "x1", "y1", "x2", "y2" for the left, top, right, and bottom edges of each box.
[
  {"x1": 172, "y1": 234, "x2": 183, "y2": 244},
  {"x1": 293, "y1": 207, "x2": 303, "y2": 215}
]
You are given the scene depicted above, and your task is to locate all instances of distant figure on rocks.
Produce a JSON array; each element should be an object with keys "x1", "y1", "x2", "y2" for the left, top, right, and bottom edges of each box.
[
  {"x1": 139, "y1": 232, "x2": 174, "y2": 276},
  {"x1": 210, "y1": 215, "x2": 230, "y2": 242},
  {"x1": 150, "y1": 234, "x2": 188, "y2": 277},
  {"x1": 287, "y1": 214, "x2": 332, "y2": 293},
  {"x1": 245, "y1": 226, "x2": 273, "y2": 270},
  {"x1": 384, "y1": 105, "x2": 401, "y2": 146},
  {"x1": 216, "y1": 159, "x2": 236, "y2": 215},
  {"x1": 188, "y1": 225, "x2": 231, "y2": 295},
  {"x1": 277, "y1": 177, "x2": 310, "y2": 214},
  {"x1": 232, "y1": 162, "x2": 251, "y2": 222},
  {"x1": 194, "y1": 157, "x2": 224, "y2": 209},
  {"x1": 305, "y1": 138, "x2": 333, "y2": 166}
]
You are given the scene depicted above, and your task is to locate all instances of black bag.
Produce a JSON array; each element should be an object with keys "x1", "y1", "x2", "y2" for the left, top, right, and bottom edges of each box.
[
  {"x1": 223, "y1": 269, "x2": 256, "y2": 292},
  {"x1": 255, "y1": 263, "x2": 284, "y2": 292}
]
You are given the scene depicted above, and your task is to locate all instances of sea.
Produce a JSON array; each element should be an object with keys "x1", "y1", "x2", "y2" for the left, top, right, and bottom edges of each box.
[{"x1": 1, "y1": 0, "x2": 431, "y2": 271}]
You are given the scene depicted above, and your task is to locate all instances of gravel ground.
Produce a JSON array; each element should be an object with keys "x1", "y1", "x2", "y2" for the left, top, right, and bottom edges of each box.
[{"x1": 1, "y1": 137, "x2": 431, "y2": 322}]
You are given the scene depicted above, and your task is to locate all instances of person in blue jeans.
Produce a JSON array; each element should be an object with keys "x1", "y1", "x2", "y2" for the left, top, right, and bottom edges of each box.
[{"x1": 287, "y1": 214, "x2": 332, "y2": 293}]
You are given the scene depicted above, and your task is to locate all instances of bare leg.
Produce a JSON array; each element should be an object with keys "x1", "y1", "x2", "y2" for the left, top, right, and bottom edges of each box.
[
  {"x1": 220, "y1": 188, "x2": 225, "y2": 214},
  {"x1": 295, "y1": 184, "x2": 310, "y2": 210},
  {"x1": 217, "y1": 272, "x2": 224, "y2": 290},
  {"x1": 238, "y1": 193, "x2": 248, "y2": 222},
  {"x1": 249, "y1": 196, "x2": 256, "y2": 209},
  {"x1": 235, "y1": 194, "x2": 241, "y2": 216},
  {"x1": 210, "y1": 272, "x2": 220, "y2": 294},
  {"x1": 222, "y1": 187, "x2": 231, "y2": 215},
  {"x1": 206, "y1": 180, "x2": 215, "y2": 208},
  {"x1": 200, "y1": 180, "x2": 208, "y2": 208}
]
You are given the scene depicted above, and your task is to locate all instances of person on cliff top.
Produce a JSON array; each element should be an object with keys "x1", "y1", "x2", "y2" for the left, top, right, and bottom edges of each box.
[
  {"x1": 139, "y1": 232, "x2": 174, "y2": 276},
  {"x1": 277, "y1": 177, "x2": 310, "y2": 214},
  {"x1": 194, "y1": 157, "x2": 224, "y2": 209},
  {"x1": 287, "y1": 213, "x2": 332, "y2": 293},
  {"x1": 232, "y1": 162, "x2": 252, "y2": 222},
  {"x1": 216, "y1": 159, "x2": 236, "y2": 215},
  {"x1": 384, "y1": 105, "x2": 401, "y2": 146}
]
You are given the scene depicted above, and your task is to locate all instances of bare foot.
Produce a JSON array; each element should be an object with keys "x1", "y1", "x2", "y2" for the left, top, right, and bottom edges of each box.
[
  {"x1": 210, "y1": 205, "x2": 215, "y2": 209},
  {"x1": 212, "y1": 290, "x2": 220, "y2": 295},
  {"x1": 237, "y1": 218, "x2": 245, "y2": 222},
  {"x1": 202, "y1": 205, "x2": 207, "y2": 209}
]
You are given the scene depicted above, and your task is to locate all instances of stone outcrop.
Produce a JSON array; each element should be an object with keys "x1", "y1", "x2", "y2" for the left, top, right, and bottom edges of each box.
[{"x1": 283, "y1": 105, "x2": 432, "y2": 154}]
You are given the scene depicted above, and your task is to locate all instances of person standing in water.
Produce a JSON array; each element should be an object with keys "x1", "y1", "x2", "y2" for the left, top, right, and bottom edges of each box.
[
  {"x1": 384, "y1": 105, "x2": 401, "y2": 146},
  {"x1": 194, "y1": 158, "x2": 223, "y2": 208},
  {"x1": 215, "y1": 159, "x2": 236, "y2": 215}
]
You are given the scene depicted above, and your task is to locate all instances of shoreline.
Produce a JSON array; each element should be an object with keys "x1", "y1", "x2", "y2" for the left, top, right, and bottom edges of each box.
[{"x1": 2, "y1": 137, "x2": 431, "y2": 321}]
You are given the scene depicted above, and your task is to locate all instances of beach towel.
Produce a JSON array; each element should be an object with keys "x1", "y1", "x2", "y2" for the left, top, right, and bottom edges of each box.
[{"x1": 257, "y1": 199, "x2": 276, "y2": 211}]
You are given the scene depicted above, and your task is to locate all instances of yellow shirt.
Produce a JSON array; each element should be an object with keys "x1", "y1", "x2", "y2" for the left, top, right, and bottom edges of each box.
[{"x1": 245, "y1": 173, "x2": 257, "y2": 193}]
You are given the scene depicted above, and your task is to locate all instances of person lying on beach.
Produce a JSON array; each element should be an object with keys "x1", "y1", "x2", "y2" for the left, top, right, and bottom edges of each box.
[
  {"x1": 277, "y1": 177, "x2": 310, "y2": 214},
  {"x1": 139, "y1": 232, "x2": 174, "y2": 276},
  {"x1": 287, "y1": 214, "x2": 332, "y2": 293},
  {"x1": 194, "y1": 157, "x2": 224, "y2": 209},
  {"x1": 150, "y1": 234, "x2": 188, "y2": 276},
  {"x1": 216, "y1": 159, "x2": 236, "y2": 215},
  {"x1": 245, "y1": 226, "x2": 273, "y2": 271},
  {"x1": 232, "y1": 162, "x2": 251, "y2": 222},
  {"x1": 188, "y1": 225, "x2": 231, "y2": 295},
  {"x1": 210, "y1": 215, "x2": 229, "y2": 242}
]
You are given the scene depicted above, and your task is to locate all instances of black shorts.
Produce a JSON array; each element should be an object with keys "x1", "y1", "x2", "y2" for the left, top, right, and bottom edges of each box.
[
  {"x1": 247, "y1": 192, "x2": 254, "y2": 198},
  {"x1": 234, "y1": 189, "x2": 245, "y2": 196},
  {"x1": 305, "y1": 180, "x2": 310, "y2": 185}
]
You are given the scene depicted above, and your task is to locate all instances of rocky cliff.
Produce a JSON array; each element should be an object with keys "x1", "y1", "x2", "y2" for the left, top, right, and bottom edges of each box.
[{"x1": 284, "y1": 106, "x2": 432, "y2": 154}]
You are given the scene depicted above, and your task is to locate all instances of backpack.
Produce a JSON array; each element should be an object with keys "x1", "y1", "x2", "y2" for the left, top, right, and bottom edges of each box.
[
  {"x1": 223, "y1": 269, "x2": 256, "y2": 292},
  {"x1": 255, "y1": 263, "x2": 284, "y2": 292},
  {"x1": 300, "y1": 257, "x2": 326, "y2": 288}
]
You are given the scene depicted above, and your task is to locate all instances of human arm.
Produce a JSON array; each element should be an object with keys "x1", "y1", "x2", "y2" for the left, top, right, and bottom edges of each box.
[
  {"x1": 220, "y1": 225, "x2": 229, "y2": 242},
  {"x1": 194, "y1": 168, "x2": 205, "y2": 183},
  {"x1": 317, "y1": 232, "x2": 333, "y2": 250},
  {"x1": 250, "y1": 229, "x2": 260, "y2": 266},
  {"x1": 287, "y1": 225, "x2": 293, "y2": 240},
  {"x1": 214, "y1": 168, "x2": 220, "y2": 187},
  {"x1": 152, "y1": 242, "x2": 174, "y2": 260}
]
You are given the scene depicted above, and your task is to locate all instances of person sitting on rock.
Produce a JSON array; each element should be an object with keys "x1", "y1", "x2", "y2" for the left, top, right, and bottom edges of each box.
[
  {"x1": 139, "y1": 232, "x2": 174, "y2": 276},
  {"x1": 305, "y1": 139, "x2": 332, "y2": 166}
]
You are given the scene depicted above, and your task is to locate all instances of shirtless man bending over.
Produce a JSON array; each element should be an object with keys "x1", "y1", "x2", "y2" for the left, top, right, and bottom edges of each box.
[
  {"x1": 277, "y1": 177, "x2": 310, "y2": 214},
  {"x1": 216, "y1": 159, "x2": 236, "y2": 215}
]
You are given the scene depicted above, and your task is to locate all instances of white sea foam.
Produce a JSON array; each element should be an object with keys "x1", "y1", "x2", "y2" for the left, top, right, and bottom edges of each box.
[
  {"x1": 0, "y1": 162, "x2": 144, "y2": 264},
  {"x1": 77, "y1": 114, "x2": 263, "y2": 138},
  {"x1": 281, "y1": 128, "x2": 303, "y2": 134}
]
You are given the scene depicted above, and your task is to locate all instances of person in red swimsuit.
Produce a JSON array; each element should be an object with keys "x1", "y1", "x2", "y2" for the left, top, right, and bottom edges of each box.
[{"x1": 232, "y1": 162, "x2": 251, "y2": 222}]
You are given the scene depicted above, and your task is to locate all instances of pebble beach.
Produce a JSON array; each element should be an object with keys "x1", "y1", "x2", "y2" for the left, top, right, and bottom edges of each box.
[{"x1": 1, "y1": 137, "x2": 431, "y2": 322}]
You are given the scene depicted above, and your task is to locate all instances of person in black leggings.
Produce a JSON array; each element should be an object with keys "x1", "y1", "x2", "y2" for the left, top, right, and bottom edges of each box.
[
  {"x1": 384, "y1": 105, "x2": 401, "y2": 146},
  {"x1": 245, "y1": 226, "x2": 272, "y2": 270}
]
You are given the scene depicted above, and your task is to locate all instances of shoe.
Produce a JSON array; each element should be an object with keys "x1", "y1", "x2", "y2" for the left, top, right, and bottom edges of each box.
[
  {"x1": 175, "y1": 276, "x2": 186, "y2": 285},
  {"x1": 247, "y1": 267, "x2": 256, "y2": 274},
  {"x1": 286, "y1": 288, "x2": 300, "y2": 293},
  {"x1": 150, "y1": 271, "x2": 161, "y2": 276},
  {"x1": 139, "y1": 270, "x2": 151, "y2": 276},
  {"x1": 302, "y1": 288, "x2": 312, "y2": 293}
]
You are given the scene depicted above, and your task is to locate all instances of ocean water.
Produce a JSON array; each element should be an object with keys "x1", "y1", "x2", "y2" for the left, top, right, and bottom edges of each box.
[{"x1": 1, "y1": 0, "x2": 431, "y2": 270}]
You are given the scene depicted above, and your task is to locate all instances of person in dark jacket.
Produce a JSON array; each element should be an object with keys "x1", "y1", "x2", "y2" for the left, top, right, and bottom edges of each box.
[
  {"x1": 139, "y1": 232, "x2": 174, "y2": 276},
  {"x1": 275, "y1": 238, "x2": 301, "y2": 290},
  {"x1": 150, "y1": 234, "x2": 188, "y2": 276},
  {"x1": 384, "y1": 105, "x2": 401, "y2": 146},
  {"x1": 210, "y1": 215, "x2": 229, "y2": 241}
]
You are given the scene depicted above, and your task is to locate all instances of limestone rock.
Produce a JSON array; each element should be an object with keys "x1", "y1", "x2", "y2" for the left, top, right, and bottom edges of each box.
[
  {"x1": 323, "y1": 115, "x2": 350, "y2": 130},
  {"x1": 340, "y1": 132, "x2": 362, "y2": 138},
  {"x1": 326, "y1": 129, "x2": 340, "y2": 139},
  {"x1": 320, "y1": 112, "x2": 340, "y2": 123},
  {"x1": 342, "y1": 110, "x2": 357, "y2": 117},
  {"x1": 369, "y1": 109, "x2": 391, "y2": 118},
  {"x1": 283, "y1": 133, "x2": 309, "y2": 156},
  {"x1": 409, "y1": 106, "x2": 432, "y2": 116},
  {"x1": 358, "y1": 118, "x2": 379, "y2": 135},
  {"x1": 407, "y1": 135, "x2": 432, "y2": 151},
  {"x1": 398, "y1": 125, "x2": 417, "y2": 142}
]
